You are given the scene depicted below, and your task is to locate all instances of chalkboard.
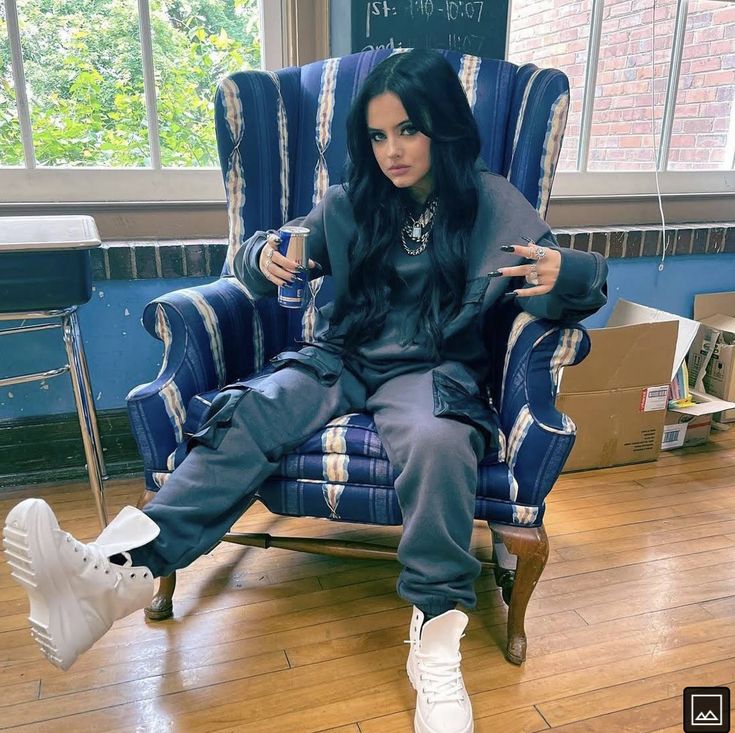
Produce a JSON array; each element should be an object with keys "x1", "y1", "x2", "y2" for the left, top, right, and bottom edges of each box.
[{"x1": 345, "y1": 0, "x2": 510, "y2": 59}]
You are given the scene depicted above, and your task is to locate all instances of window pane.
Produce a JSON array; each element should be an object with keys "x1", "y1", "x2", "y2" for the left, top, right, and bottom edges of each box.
[
  {"x1": 587, "y1": 0, "x2": 677, "y2": 171},
  {"x1": 0, "y1": 1, "x2": 24, "y2": 166},
  {"x1": 668, "y1": 0, "x2": 735, "y2": 171},
  {"x1": 508, "y1": 0, "x2": 593, "y2": 172},
  {"x1": 16, "y1": 0, "x2": 149, "y2": 167},
  {"x1": 151, "y1": 0, "x2": 262, "y2": 168}
]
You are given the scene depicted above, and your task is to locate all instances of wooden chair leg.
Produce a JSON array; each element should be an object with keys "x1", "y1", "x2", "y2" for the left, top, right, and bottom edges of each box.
[
  {"x1": 489, "y1": 523, "x2": 549, "y2": 666},
  {"x1": 136, "y1": 488, "x2": 175, "y2": 621}
]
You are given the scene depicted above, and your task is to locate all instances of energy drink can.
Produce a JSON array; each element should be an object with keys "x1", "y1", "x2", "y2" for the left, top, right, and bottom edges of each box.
[{"x1": 276, "y1": 225, "x2": 310, "y2": 308}]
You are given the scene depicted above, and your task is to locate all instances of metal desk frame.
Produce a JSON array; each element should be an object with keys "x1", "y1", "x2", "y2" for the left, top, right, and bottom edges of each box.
[{"x1": 0, "y1": 306, "x2": 108, "y2": 527}]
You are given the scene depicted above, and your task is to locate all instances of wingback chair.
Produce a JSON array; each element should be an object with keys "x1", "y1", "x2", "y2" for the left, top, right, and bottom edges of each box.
[{"x1": 126, "y1": 49, "x2": 590, "y2": 665}]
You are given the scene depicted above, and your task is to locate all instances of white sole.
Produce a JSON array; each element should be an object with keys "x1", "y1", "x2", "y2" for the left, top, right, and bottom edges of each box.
[{"x1": 3, "y1": 498, "x2": 82, "y2": 670}]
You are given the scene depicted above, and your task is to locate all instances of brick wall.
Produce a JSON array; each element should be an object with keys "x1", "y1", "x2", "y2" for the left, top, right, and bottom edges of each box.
[{"x1": 508, "y1": 0, "x2": 735, "y2": 172}]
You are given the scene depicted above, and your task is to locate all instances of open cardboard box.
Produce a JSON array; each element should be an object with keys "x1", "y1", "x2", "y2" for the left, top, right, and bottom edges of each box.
[
  {"x1": 556, "y1": 299, "x2": 735, "y2": 472},
  {"x1": 691, "y1": 291, "x2": 735, "y2": 423}
]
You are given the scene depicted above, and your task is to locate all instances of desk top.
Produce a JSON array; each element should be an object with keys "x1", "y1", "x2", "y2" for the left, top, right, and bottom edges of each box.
[{"x1": 0, "y1": 215, "x2": 101, "y2": 252}]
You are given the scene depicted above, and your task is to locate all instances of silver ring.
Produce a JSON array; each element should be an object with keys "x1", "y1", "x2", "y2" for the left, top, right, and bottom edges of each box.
[
  {"x1": 265, "y1": 259, "x2": 272, "y2": 273},
  {"x1": 532, "y1": 246, "x2": 547, "y2": 260},
  {"x1": 526, "y1": 263, "x2": 539, "y2": 286},
  {"x1": 265, "y1": 246, "x2": 274, "y2": 262}
]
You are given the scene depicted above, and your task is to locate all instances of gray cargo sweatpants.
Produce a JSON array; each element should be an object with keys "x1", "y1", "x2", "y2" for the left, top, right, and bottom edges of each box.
[{"x1": 130, "y1": 354, "x2": 486, "y2": 617}]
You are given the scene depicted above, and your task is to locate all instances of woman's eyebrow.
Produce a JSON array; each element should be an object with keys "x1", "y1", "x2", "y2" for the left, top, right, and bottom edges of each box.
[{"x1": 367, "y1": 119, "x2": 412, "y2": 133}]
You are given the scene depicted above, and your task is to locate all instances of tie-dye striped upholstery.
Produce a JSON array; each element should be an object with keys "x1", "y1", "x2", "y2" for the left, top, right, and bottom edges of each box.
[{"x1": 127, "y1": 50, "x2": 584, "y2": 527}]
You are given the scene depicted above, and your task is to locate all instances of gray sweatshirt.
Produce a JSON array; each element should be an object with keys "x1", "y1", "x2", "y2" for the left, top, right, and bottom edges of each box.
[{"x1": 235, "y1": 170, "x2": 608, "y2": 391}]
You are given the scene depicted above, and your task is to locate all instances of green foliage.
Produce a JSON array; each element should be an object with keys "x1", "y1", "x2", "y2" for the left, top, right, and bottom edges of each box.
[{"x1": 0, "y1": 0, "x2": 260, "y2": 167}]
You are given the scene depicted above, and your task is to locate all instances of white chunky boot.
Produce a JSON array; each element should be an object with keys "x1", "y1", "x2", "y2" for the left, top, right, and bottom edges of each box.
[
  {"x1": 3, "y1": 498, "x2": 159, "y2": 670},
  {"x1": 405, "y1": 607, "x2": 474, "y2": 733}
]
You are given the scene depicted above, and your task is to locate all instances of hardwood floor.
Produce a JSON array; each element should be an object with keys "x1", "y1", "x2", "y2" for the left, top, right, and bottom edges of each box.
[{"x1": 1, "y1": 431, "x2": 735, "y2": 732}]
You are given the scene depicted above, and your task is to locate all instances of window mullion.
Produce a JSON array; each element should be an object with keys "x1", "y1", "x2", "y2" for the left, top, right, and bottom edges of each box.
[
  {"x1": 5, "y1": 0, "x2": 35, "y2": 168},
  {"x1": 577, "y1": 0, "x2": 605, "y2": 172},
  {"x1": 137, "y1": 0, "x2": 161, "y2": 169},
  {"x1": 657, "y1": 0, "x2": 689, "y2": 170}
]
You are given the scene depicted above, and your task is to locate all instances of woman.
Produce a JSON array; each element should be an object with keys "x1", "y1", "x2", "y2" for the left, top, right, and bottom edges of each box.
[{"x1": 3, "y1": 50, "x2": 606, "y2": 733}]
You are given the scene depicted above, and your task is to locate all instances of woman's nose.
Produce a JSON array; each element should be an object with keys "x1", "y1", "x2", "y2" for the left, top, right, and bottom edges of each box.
[{"x1": 386, "y1": 137, "x2": 401, "y2": 158}]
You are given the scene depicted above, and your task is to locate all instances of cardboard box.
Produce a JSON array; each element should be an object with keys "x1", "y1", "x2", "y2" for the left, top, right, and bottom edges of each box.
[
  {"x1": 557, "y1": 299, "x2": 735, "y2": 472},
  {"x1": 692, "y1": 292, "x2": 735, "y2": 422},
  {"x1": 661, "y1": 409, "x2": 713, "y2": 450},
  {"x1": 556, "y1": 305, "x2": 678, "y2": 472}
]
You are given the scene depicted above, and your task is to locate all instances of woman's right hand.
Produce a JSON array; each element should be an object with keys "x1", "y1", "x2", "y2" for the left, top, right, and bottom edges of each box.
[{"x1": 259, "y1": 232, "x2": 317, "y2": 286}]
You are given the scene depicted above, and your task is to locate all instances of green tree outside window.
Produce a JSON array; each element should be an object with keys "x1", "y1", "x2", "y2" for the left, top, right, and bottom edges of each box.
[{"x1": 0, "y1": 0, "x2": 260, "y2": 167}]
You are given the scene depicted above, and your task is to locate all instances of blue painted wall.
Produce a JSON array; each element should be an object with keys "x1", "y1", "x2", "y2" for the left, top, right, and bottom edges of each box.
[
  {"x1": 584, "y1": 254, "x2": 735, "y2": 328},
  {"x1": 2, "y1": 254, "x2": 735, "y2": 419},
  {"x1": 0, "y1": 278, "x2": 214, "y2": 420}
]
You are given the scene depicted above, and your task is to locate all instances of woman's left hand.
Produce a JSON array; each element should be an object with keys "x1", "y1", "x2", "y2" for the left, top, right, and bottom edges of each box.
[{"x1": 492, "y1": 241, "x2": 562, "y2": 297}]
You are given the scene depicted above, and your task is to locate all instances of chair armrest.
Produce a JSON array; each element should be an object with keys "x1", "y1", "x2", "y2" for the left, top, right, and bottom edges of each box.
[
  {"x1": 490, "y1": 307, "x2": 590, "y2": 505},
  {"x1": 126, "y1": 277, "x2": 285, "y2": 473}
]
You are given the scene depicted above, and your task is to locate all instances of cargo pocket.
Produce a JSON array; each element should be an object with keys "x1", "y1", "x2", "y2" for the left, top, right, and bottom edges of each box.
[
  {"x1": 188, "y1": 387, "x2": 249, "y2": 451},
  {"x1": 431, "y1": 366, "x2": 500, "y2": 451},
  {"x1": 268, "y1": 346, "x2": 343, "y2": 386}
]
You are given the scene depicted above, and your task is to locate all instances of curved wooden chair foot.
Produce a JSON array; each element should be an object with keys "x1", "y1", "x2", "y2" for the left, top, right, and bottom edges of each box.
[
  {"x1": 489, "y1": 522, "x2": 549, "y2": 666},
  {"x1": 145, "y1": 573, "x2": 176, "y2": 621},
  {"x1": 136, "y1": 486, "x2": 176, "y2": 621},
  {"x1": 505, "y1": 634, "x2": 527, "y2": 665}
]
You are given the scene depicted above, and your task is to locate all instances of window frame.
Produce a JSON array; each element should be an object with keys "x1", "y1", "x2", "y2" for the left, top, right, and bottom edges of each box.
[
  {"x1": 0, "y1": 0, "x2": 732, "y2": 212},
  {"x1": 0, "y1": 0, "x2": 284, "y2": 205}
]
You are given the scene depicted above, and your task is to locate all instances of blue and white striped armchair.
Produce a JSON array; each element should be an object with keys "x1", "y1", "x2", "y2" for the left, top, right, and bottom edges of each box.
[{"x1": 126, "y1": 49, "x2": 589, "y2": 665}]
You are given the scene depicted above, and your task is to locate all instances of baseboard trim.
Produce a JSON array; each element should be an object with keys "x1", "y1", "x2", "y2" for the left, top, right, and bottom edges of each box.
[{"x1": 0, "y1": 408, "x2": 143, "y2": 489}]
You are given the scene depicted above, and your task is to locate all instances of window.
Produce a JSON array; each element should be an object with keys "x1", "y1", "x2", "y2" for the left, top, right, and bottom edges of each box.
[
  {"x1": 508, "y1": 0, "x2": 735, "y2": 197},
  {"x1": 0, "y1": 0, "x2": 282, "y2": 203}
]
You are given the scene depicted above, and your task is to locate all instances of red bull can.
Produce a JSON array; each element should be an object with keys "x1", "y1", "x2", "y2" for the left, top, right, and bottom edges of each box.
[{"x1": 277, "y1": 225, "x2": 310, "y2": 308}]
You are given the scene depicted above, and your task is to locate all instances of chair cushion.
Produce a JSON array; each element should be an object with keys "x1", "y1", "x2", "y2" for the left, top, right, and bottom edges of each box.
[{"x1": 178, "y1": 387, "x2": 543, "y2": 528}]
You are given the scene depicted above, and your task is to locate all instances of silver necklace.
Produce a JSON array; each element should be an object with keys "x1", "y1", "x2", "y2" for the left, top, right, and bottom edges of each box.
[{"x1": 400, "y1": 197, "x2": 437, "y2": 256}]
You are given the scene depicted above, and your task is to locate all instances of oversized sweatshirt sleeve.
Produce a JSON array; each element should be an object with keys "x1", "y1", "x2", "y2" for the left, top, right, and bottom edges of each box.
[
  {"x1": 519, "y1": 231, "x2": 608, "y2": 322},
  {"x1": 478, "y1": 172, "x2": 608, "y2": 322},
  {"x1": 233, "y1": 186, "x2": 336, "y2": 300}
]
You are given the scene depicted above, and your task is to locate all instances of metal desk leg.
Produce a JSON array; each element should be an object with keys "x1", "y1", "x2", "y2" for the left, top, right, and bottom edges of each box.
[
  {"x1": 67, "y1": 308, "x2": 107, "y2": 479},
  {"x1": 61, "y1": 310, "x2": 108, "y2": 528}
]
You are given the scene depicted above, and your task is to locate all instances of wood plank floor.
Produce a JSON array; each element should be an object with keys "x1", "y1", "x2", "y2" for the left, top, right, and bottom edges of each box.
[{"x1": 1, "y1": 431, "x2": 735, "y2": 732}]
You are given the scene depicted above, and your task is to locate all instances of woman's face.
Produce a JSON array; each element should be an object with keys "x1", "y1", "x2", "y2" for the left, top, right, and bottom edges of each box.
[{"x1": 366, "y1": 92, "x2": 433, "y2": 203}]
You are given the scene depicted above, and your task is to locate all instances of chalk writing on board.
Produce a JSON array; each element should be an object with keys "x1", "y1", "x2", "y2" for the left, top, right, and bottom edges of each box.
[
  {"x1": 355, "y1": 0, "x2": 507, "y2": 59},
  {"x1": 365, "y1": 0, "x2": 486, "y2": 35}
]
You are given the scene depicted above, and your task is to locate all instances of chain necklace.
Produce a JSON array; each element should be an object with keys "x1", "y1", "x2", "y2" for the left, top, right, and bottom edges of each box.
[{"x1": 400, "y1": 196, "x2": 438, "y2": 256}]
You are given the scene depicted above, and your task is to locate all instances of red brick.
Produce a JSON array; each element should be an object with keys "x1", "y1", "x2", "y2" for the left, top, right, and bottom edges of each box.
[
  {"x1": 680, "y1": 88, "x2": 718, "y2": 103},
  {"x1": 688, "y1": 10, "x2": 714, "y2": 29},
  {"x1": 708, "y1": 40, "x2": 735, "y2": 56},
  {"x1": 689, "y1": 57, "x2": 722, "y2": 74},
  {"x1": 677, "y1": 118, "x2": 714, "y2": 133},
  {"x1": 618, "y1": 135, "x2": 644, "y2": 148},
  {"x1": 696, "y1": 134, "x2": 728, "y2": 148},
  {"x1": 691, "y1": 26, "x2": 725, "y2": 44},
  {"x1": 670, "y1": 134, "x2": 697, "y2": 147},
  {"x1": 712, "y1": 118, "x2": 730, "y2": 132},
  {"x1": 702, "y1": 101, "x2": 733, "y2": 117},
  {"x1": 702, "y1": 70, "x2": 735, "y2": 86},
  {"x1": 712, "y1": 6, "x2": 735, "y2": 24}
]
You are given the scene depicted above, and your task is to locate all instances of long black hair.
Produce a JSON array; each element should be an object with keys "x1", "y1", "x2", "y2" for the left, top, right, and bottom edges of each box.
[{"x1": 335, "y1": 48, "x2": 482, "y2": 357}]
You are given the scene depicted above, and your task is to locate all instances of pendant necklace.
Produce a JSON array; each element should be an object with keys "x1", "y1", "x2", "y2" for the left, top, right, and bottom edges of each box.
[{"x1": 401, "y1": 196, "x2": 438, "y2": 256}]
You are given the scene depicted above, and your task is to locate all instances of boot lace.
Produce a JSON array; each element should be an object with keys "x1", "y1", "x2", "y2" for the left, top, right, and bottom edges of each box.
[
  {"x1": 415, "y1": 648, "x2": 465, "y2": 705},
  {"x1": 64, "y1": 534, "x2": 144, "y2": 589}
]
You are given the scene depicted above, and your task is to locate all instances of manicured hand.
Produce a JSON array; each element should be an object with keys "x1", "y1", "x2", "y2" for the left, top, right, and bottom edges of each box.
[
  {"x1": 259, "y1": 232, "x2": 318, "y2": 286},
  {"x1": 491, "y1": 241, "x2": 561, "y2": 297}
]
